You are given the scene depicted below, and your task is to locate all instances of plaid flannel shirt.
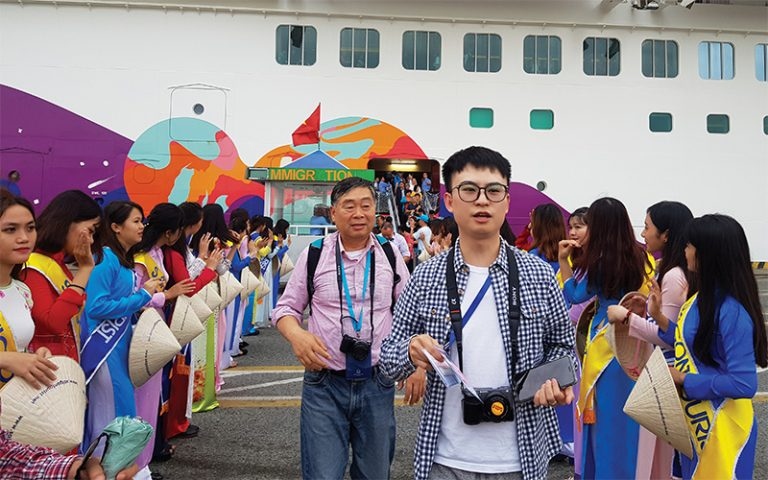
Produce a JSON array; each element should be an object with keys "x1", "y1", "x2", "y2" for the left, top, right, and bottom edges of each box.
[
  {"x1": 380, "y1": 239, "x2": 576, "y2": 480},
  {"x1": 0, "y1": 428, "x2": 76, "y2": 479}
]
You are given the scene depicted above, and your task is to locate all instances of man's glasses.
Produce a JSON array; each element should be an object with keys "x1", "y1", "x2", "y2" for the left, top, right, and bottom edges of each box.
[{"x1": 451, "y1": 182, "x2": 509, "y2": 203}]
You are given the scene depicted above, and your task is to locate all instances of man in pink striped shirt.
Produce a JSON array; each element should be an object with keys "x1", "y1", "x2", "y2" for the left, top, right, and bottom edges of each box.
[{"x1": 273, "y1": 176, "x2": 415, "y2": 479}]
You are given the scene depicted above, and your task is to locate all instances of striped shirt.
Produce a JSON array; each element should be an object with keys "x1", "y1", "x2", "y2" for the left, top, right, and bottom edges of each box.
[{"x1": 380, "y1": 239, "x2": 576, "y2": 480}]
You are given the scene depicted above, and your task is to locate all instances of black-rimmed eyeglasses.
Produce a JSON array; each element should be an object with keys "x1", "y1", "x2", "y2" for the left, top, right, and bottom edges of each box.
[{"x1": 451, "y1": 182, "x2": 509, "y2": 203}]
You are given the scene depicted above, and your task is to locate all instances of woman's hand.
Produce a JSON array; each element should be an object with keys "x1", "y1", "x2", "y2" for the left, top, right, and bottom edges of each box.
[
  {"x1": 143, "y1": 278, "x2": 162, "y2": 294},
  {"x1": 668, "y1": 366, "x2": 686, "y2": 387},
  {"x1": 648, "y1": 278, "x2": 663, "y2": 321},
  {"x1": 205, "y1": 247, "x2": 224, "y2": 270},
  {"x1": 0, "y1": 351, "x2": 58, "y2": 389},
  {"x1": 197, "y1": 232, "x2": 212, "y2": 260},
  {"x1": 72, "y1": 228, "x2": 95, "y2": 269},
  {"x1": 558, "y1": 239, "x2": 580, "y2": 261},
  {"x1": 164, "y1": 279, "x2": 195, "y2": 300}
]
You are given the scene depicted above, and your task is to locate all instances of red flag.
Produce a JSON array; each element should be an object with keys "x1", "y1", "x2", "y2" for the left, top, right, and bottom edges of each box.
[{"x1": 292, "y1": 104, "x2": 321, "y2": 146}]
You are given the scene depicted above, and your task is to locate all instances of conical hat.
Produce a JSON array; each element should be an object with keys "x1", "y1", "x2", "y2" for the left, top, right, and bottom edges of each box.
[
  {"x1": 129, "y1": 309, "x2": 181, "y2": 387},
  {"x1": 169, "y1": 295, "x2": 207, "y2": 346},
  {"x1": 218, "y1": 271, "x2": 244, "y2": 307},
  {"x1": 606, "y1": 292, "x2": 654, "y2": 380},
  {"x1": 254, "y1": 274, "x2": 271, "y2": 300},
  {"x1": 0, "y1": 356, "x2": 86, "y2": 453},
  {"x1": 188, "y1": 292, "x2": 214, "y2": 322},
  {"x1": 279, "y1": 255, "x2": 295, "y2": 276},
  {"x1": 624, "y1": 347, "x2": 693, "y2": 458},
  {"x1": 194, "y1": 283, "x2": 222, "y2": 311},
  {"x1": 240, "y1": 269, "x2": 260, "y2": 300},
  {"x1": 576, "y1": 299, "x2": 597, "y2": 361}
]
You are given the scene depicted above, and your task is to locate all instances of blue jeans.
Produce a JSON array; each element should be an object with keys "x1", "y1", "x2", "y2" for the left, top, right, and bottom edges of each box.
[{"x1": 300, "y1": 368, "x2": 396, "y2": 479}]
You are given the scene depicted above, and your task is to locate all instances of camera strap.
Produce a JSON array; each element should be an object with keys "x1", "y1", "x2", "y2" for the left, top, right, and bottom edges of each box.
[
  {"x1": 336, "y1": 238, "x2": 375, "y2": 338},
  {"x1": 446, "y1": 246, "x2": 520, "y2": 375}
]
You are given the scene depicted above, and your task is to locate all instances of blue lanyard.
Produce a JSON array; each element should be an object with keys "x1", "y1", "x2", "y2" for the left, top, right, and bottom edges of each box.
[
  {"x1": 448, "y1": 275, "x2": 492, "y2": 345},
  {"x1": 340, "y1": 251, "x2": 372, "y2": 333}
]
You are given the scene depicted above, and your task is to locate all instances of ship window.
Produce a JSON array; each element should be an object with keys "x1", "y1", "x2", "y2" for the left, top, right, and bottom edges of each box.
[
  {"x1": 340, "y1": 28, "x2": 380, "y2": 69},
  {"x1": 469, "y1": 108, "x2": 494, "y2": 128},
  {"x1": 698, "y1": 42, "x2": 734, "y2": 80},
  {"x1": 706, "y1": 114, "x2": 730, "y2": 134},
  {"x1": 649, "y1": 113, "x2": 673, "y2": 133},
  {"x1": 464, "y1": 33, "x2": 502, "y2": 73},
  {"x1": 276, "y1": 25, "x2": 317, "y2": 66},
  {"x1": 583, "y1": 37, "x2": 620, "y2": 76},
  {"x1": 763, "y1": 116, "x2": 768, "y2": 135},
  {"x1": 403, "y1": 31, "x2": 441, "y2": 71},
  {"x1": 523, "y1": 35, "x2": 561, "y2": 75},
  {"x1": 530, "y1": 109, "x2": 554, "y2": 130},
  {"x1": 642, "y1": 40, "x2": 678, "y2": 78},
  {"x1": 756, "y1": 44, "x2": 768, "y2": 82}
]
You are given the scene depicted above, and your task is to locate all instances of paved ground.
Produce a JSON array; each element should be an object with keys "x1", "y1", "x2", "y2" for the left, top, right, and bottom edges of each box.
[{"x1": 150, "y1": 327, "x2": 768, "y2": 480}]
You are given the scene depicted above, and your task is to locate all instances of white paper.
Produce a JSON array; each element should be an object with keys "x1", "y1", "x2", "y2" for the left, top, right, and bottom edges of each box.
[{"x1": 422, "y1": 347, "x2": 483, "y2": 402}]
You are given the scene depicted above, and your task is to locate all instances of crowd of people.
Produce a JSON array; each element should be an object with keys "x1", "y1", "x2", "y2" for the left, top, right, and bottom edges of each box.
[
  {"x1": 0, "y1": 190, "x2": 292, "y2": 479},
  {"x1": 0, "y1": 144, "x2": 765, "y2": 480}
]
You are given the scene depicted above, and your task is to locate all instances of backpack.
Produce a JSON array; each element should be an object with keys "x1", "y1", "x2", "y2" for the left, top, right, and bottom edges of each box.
[{"x1": 306, "y1": 236, "x2": 401, "y2": 315}]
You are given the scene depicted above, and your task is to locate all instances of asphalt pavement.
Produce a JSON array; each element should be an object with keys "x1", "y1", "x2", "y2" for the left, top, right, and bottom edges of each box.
[{"x1": 150, "y1": 327, "x2": 767, "y2": 480}]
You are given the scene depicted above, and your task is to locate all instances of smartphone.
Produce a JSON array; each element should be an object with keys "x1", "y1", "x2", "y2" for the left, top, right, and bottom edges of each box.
[{"x1": 516, "y1": 356, "x2": 577, "y2": 403}]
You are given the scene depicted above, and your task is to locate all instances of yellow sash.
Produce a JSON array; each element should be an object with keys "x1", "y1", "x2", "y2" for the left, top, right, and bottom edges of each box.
[
  {"x1": 0, "y1": 311, "x2": 19, "y2": 386},
  {"x1": 576, "y1": 257, "x2": 655, "y2": 426},
  {"x1": 674, "y1": 293, "x2": 754, "y2": 478},
  {"x1": 134, "y1": 252, "x2": 166, "y2": 285},
  {"x1": 577, "y1": 309, "x2": 612, "y2": 426},
  {"x1": 25, "y1": 253, "x2": 81, "y2": 351}
]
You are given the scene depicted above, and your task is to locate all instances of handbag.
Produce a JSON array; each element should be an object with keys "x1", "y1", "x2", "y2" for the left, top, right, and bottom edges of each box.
[
  {"x1": 417, "y1": 249, "x2": 430, "y2": 263},
  {"x1": 80, "y1": 416, "x2": 153, "y2": 480}
]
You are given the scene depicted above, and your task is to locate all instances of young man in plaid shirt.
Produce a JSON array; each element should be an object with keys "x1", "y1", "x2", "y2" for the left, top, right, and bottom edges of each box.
[{"x1": 381, "y1": 146, "x2": 576, "y2": 480}]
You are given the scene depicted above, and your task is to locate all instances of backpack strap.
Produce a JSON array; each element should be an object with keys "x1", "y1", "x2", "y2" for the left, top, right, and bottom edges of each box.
[
  {"x1": 306, "y1": 238, "x2": 324, "y2": 316},
  {"x1": 376, "y1": 236, "x2": 401, "y2": 313}
]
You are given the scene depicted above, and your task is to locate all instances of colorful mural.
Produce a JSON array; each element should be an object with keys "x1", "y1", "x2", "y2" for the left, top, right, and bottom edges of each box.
[
  {"x1": 123, "y1": 118, "x2": 263, "y2": 215},
  {"x1": 255, "y1": 116, "x2": 429, "y2": 168},
  {"x1": 0, "y1": 85, "x2": 568, "y2": 235}
]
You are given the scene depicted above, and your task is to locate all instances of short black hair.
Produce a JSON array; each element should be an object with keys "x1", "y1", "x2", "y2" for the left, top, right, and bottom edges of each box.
[
  {"x1": 330, "y1": 177, "x2": 375, "y2": 205},
  {"x1": 441, "y1": 146, "x2": 511, "y2": 191}
]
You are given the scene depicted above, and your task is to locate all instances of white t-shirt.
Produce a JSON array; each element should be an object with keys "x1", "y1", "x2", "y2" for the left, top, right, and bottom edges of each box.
[
  {"x1": 415, "y1": 225, "x2": 432, "y2": 253},
  {"x1": 434, "y1": 265, "x2": 521, "y2": 473},
  {"x1": 0, "y1": 279, "x2": 35, "y2": 351}
]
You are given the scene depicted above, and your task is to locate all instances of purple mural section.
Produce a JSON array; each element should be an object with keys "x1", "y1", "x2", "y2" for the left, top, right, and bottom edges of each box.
[
  {"x1": 438, "y1": 182, "x2": 570, "y2": 238},
  {"x1": 0, "y1": 84, "x2": 132, "y2": 208}
]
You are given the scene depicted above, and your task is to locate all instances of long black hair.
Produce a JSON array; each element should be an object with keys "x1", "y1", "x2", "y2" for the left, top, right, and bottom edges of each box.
[
  {"x1": 170, "y1": 202, "x2": 204, "y2": 258},
  {"x1": 685, "y1": 214, "x2": 767, "y2": 368},
  {"x1": 190, "y1": 204, "x2": 237, "y2": 252},
  {"x1": 647, "y1": 201, "x2": 696, "y2": 296},
  {"x1": 103, "y1": 201, "x2": 144, "y2": 269},
  {"x1": 35, "y1": 190, "x2": 104, "y2": 263},
  {"x1": 132, "y1": 203, "x2": 183, "y2": 254},
  {"x1": 582, "y1": 197, "x2": 650, "y2": 299},
  {"x1": 531, "y1": 203, "x2": 566, "y2": 262}
]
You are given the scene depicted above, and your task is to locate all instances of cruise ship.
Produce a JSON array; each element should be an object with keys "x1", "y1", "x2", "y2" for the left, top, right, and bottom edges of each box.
[{"x1": 1, "y1": 0, "x2": 766, "y2": 259}]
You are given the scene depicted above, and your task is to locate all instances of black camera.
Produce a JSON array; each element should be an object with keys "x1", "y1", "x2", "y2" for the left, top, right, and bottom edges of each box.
[
  {"x1": 461, "y1": 387, "x2": 515, "y2": 425},
  {"x1": 339, "y1": 334, "x2": 371, "y2": 361}
]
